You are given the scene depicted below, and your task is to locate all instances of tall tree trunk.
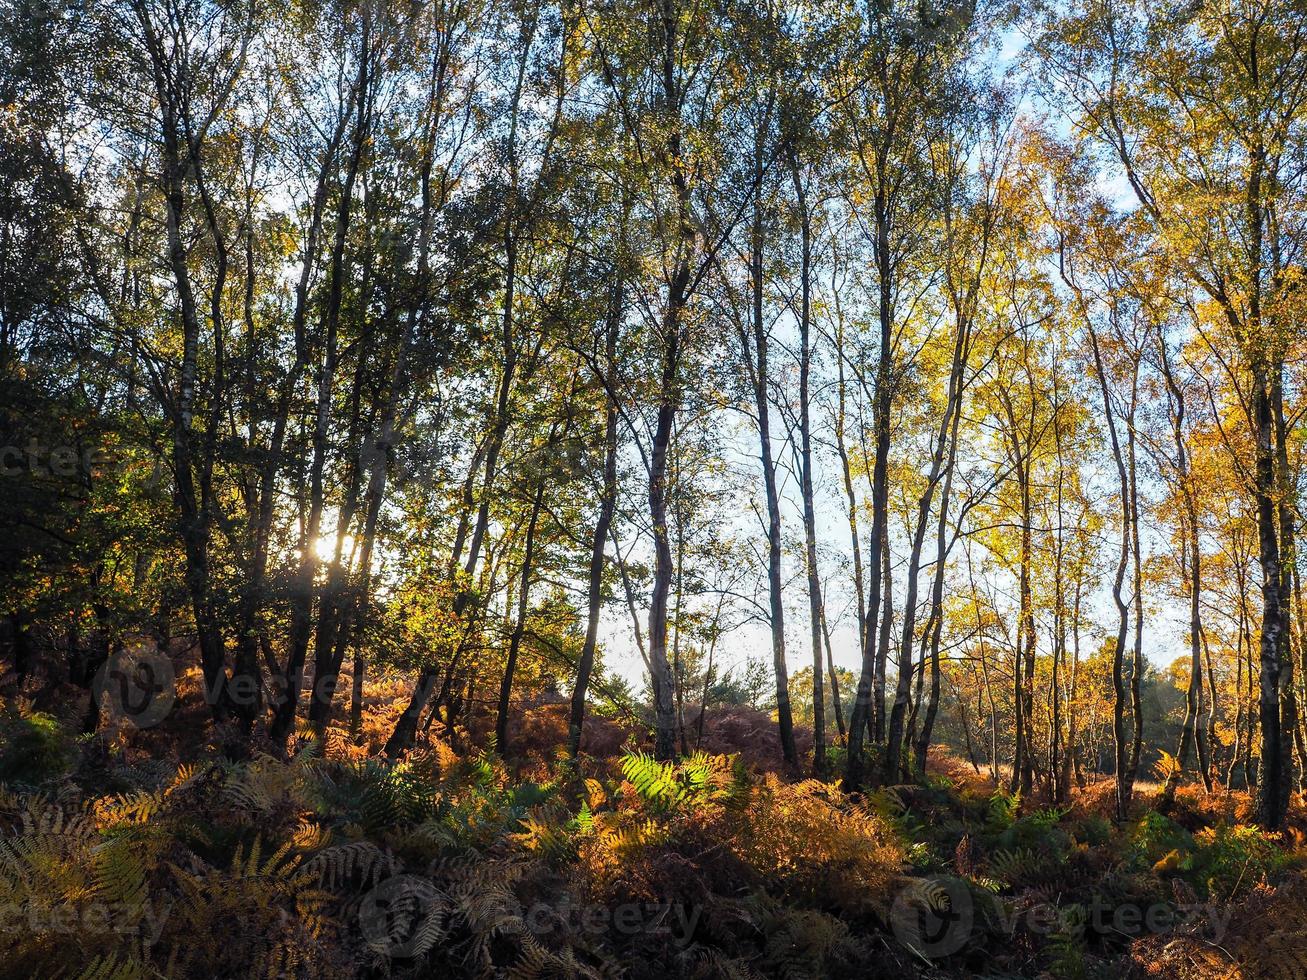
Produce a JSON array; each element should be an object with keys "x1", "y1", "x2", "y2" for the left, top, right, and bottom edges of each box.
[
  {"x1": 302, "y1": 30, "x2": 455, "y2": 742},
  {"x1": 1160, "y1": 337, "x2": 1212, "y2": 805},
  {"x1": 645, "y1": 0, "x2": 693, "y2": 762},
  {"x1": 832, "y1": 316, "x2": 867, "y2": 653},
  {"x1": 793, "y1": 156, "x2": 824, "y2": 776},
  {"x1": 819, "y1": 596, "x2": 846, "y2": 739},
  {"x1": 887, "y1": 298, "x2": 969, "y2": 779},
  {"x1": 1272, "y1": 370, "x2": 1302, "y2": 807},
  {"x1": 673, "y1": 467, "x2": 690, "y2": 757},
  {"x1": 1016, "y1": 458, "x2": 1036, "y2": 797},
  {"x1": 384, "y1": 231, "x2": 520, "y2": 757},
  {"x1": 135, "y1": 4, "x2": 236, "y2": 722},
  {"x1": 1049, "y1": 378, "x2": 1066, "y2": 804},
  {"x1": 1126, "y1": 376, "x2": 1145, "y2": 806},
  {"x1": 496, "y1": 466, "x2": 549, "y2": 755},
  {"x1": 274, "y1": 30, "x2": 372, "y2": 744},
  {"x1": 568, "y1": 280, "x2": 622, "y2": 759},
  {"x1": 913, "y1": 344, "x2": 968, "y2": 776},
  {"x1": 1253, "y1": 366, "x2": 1285, "y2": 827},
  {"x1": 648, "y1": 302, "x2": 684, "y2": 761},
  {"x1": 845, "y1": 179, "x2": 894, "y2": 788},
  {"x1": 1088, "y1": 324, "x2": 1134, "y2": 822},
  {"x1": 243, "y1": 111, "x2": 344, "y2": 741}
]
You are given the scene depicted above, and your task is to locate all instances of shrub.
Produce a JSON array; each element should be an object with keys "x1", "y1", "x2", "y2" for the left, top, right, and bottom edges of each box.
[
  {"x1": 1129, "y1": 811, "x2": 1193, "y2": 869},
  {"x1": 735, "y1": 775, "x2": 906, "y2": 913},
  {"x1": 1187, "y1": 823, "x2": 1292, "y2": 900},
  {"x1": 0, "y1": 711, "x2": 72, "y2": 786}
]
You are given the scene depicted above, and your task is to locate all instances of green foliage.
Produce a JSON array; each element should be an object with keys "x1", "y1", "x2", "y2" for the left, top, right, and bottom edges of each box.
[
  {"x1": 1186, "y1": 823, "x2": 1292, "y2": 901},
  {"x1": 1128, "y1": 811, "x2": 1194, "y2": 868},
  {"x1": 1071, "y1": 813, "x2": 1113, "y2": 847},
  {"x1": 0, "y1": 711, "x2": 72, "y2": 786},
  {"x1": 1045, "y1": 904, "x2": 1088, "y2": 980},
  {"x1": 987, "y1": 788, "x2": 1020, "y2": 831},
  {"x1": 619, "y1": 750, "x2": 747, "y2": 816},
  {"x1": 988, "y1": 847, "x2": 1054, "y2": 889},
  {"x1": 998, "y1": 806, "x2": 1071, "y2": 854},
  {"x1": 3, "y1": 720, "x2": 1302, "y2": 980},
  {"x1": 345, "y1": 758, "x2": 441, "y2": 833}
]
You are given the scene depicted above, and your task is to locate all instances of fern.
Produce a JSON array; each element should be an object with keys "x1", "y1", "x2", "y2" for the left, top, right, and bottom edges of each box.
[
  {"x1": 1152, "y1": 750, "x2": 1182, "y2": 785},
  {"x1": 621, "y1": 751, "x2": 685, "y2": 812},
  {"x1": 1045, "y1": 904, "x2": 1087, "y2": 980},
  {"x1": 1244, "y1": 930, "x2": 1307, "y2": 980},
  {"x1": 72, "y1": 954, "x2": 150, "y2": 980},
  {"x1": 302, "y1": 839, "x2": 391, "y2": 890},
  {"x1": 513, "y1": 805, "x2": 579, "y2": 862},
  {"x1": 619, "y1": 751, "x2": 746, "y2": 816},
  {"x1": 988, "y1": 847, "x2": 1050, "y2": 888},
  {"x1": 987, "y1": 788, "x2": 1020, "y2": 830}
]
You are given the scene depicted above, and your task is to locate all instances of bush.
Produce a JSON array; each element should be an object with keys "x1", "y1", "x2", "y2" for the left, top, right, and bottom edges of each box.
[
  {"x1": 1187, "y1": 822, "x2": 1292, "y2": 900},
  {"x1": 0, "y1": 712, "x2": 72, "y2": 786},
  {"x1": 1129, "y1": 811, "x2": 1193, "y2": 869},
  {"x1": 736, "y1": 775, "x2": 906, "y2": 913}
]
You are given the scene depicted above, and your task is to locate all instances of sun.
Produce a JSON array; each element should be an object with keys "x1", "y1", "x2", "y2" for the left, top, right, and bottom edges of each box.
[{"x1": 314, "y1": 533, "x2": 354, "y2": 564}]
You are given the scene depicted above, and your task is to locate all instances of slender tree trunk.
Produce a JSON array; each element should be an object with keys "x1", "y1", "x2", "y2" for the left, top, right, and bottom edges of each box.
[
  {"x1": 496, "y1": 467, "x2": 549, "y2": 755},
  {"x1": 1230, "y1": 574, "x2": 1247, "y2": 790},
  {"x1": 792, "y1": 157, "x2": 824, "y2": 776},
  {"x1": 888, "y1": 299, "x2": 969, "y2": 779},
  {"x1": 1253, "y1": 366, "x2": 1285, "y2": 828},
  {"x1": 1066, "y1": 578, "x2": 1084, "y2": 792},
  {"x1": 1086, "y1": 323, "x2": 1133, "y2": 821},
  {"x1": 648, "y1": 305, "x2": 684, "y2": 761},
  {"x1": 568, "y1": 280, "x2": 622, "y2": 759},
  {"x1": 275, "y1": 34, "x2": 371, "y2": 744},
  {"x1": 244, "y1": 114, "x2": 343, "y2": 740},
  {"x1": 673, "y1": 469, "x2": 690, "y2": 757},
  {"x1": 819, "y1": 597, "x2": 846, "y2": 739},
  {"x1": 1017, "y1": 463, "x2": 1036, "y2": 796},
  {"x1": 384, "y1": 233, "x2": 520, "y2": 757},
  {"x1": 1125, "y1": 377, "x2": 1145, "y2": 804},
  {"x1": 1273, "y1": 372, "x2": 1302, "y2": 808},
  {"x1": 1160, "y1": 338, "x2": 1212, "y2": 804},
  {"x1": 136, "y1": 6, "x2": 234, "y2": 722},
  {"x1": 915, "y1": 351, "x2": 968, "y2": 776},
  {"x1": 832, "y1": 317, "x2": 867, "y2": 652},
  {"x1": 644, "y1": 0, "x2": 693, "y2": 761},
  {"x1": 845, "y1": 183, "x2": 894, "y2": 788}
]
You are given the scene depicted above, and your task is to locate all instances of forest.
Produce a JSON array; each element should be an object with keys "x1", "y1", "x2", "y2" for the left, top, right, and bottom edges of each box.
[{"x1": 3, "y1": 0, "x2": 1307, "y2": 976}]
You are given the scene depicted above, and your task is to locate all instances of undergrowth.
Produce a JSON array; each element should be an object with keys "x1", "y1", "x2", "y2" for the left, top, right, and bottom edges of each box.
[{"x1": 0, "y1": 714, "x2": 1303, "y2": 978}]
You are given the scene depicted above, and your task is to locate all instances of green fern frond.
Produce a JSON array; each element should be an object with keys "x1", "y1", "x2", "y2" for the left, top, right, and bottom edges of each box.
[{"x1": 72, "y1": 954, "x2": 150, "y2": 980}]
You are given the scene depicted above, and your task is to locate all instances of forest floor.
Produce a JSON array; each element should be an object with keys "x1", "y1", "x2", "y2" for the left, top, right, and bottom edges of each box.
[{"x1": 2, "y1": 656, "x2": 1306, "y2": 979}]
